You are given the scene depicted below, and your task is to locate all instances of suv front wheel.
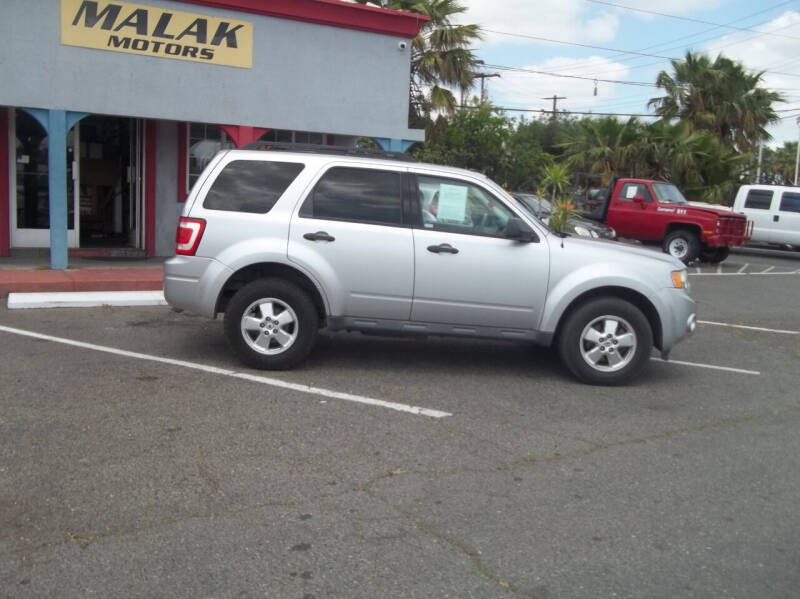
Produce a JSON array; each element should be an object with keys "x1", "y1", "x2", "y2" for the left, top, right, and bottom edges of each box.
[
  {"x1": 557, "y1": 297, "x2": 653, "y2": 385},
  {"x1": 224, "y1": 278, "x2": 319, "y2": 370}
]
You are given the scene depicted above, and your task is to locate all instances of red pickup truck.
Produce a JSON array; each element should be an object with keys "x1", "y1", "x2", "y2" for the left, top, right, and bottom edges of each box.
[{"x1": 580, "y1": 177, "x2": 749, "y2": 264}]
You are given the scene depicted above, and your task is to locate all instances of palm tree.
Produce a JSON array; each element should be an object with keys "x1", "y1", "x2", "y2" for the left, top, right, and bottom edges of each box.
[
  {"x1": 560, "y1": 117, "x2": 641, "y2": 176},
  {"x1": 540, "y1": 163, "x2": 571, "y2": 202},
  {"x1": 648, "y1": 51, "x2": 783, "y2": 153},
  {"x1": 353, "y1": 0, "x2": 482, "y2": 124}
]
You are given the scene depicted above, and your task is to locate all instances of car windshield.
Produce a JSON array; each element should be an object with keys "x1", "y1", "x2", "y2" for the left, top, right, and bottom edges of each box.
[
  {"x1": 652, "y1": 183, "x2": 688, "y2": 205},
  {"x1": 512, "y1": 193, "x2": 552, "y2": 218}
]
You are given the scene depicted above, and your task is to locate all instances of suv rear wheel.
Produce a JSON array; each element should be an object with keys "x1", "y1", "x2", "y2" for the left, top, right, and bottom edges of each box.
[
  {"x1": 224, "y1": 278, "x2": 319, "y2": 370},
  {"x1": 558, "y1": 297, "x2": 653, "y2": 385}
]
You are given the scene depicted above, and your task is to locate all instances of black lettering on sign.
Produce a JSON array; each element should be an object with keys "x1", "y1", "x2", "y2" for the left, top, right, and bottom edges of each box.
[
  {"x1": 182, "y1": 46, "x2": 198, "y2": 58},
  {"x1": 211, "y1": 22, "x2": 243, "y2": 47},
  {"x1": 114, "y1": 8, "x2": 148, "y2": 35},
  {"x1": 107, "y1": 34, "x2": 130, "y2": 48},
  {"x1": 131, "y1": 38, "x2": 149, "y2": 51},
  {"x1": 72, "y1": 1, "x2": 122, "y2": 30},
  {"x1": 176, "y1": 18, "x2": 208, "y2": 44},
  {"x1": 200, "y1": 48, "x2": 214, "y2": 60},
  {"x1": 152, "y1": 12, "x2": 175, "y2": 39},
  {"x1": 165, "y1": 43, "x2": 181, "y2": 55}
]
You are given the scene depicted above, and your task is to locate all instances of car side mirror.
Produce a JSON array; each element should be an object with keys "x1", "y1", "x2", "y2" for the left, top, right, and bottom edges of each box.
[
  {"x1": 633, "y1": 194, "x2": 646, "y2": 206},
  {"x1": 505, "y1": 218, "x2": 537, "y2": 242}
]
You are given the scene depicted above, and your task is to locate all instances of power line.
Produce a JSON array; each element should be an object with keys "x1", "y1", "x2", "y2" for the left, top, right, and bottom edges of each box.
[
  {"x1": 584, "y1": 0, "x2": 800, "y2": 41},
  {"x1": 532, "y1": 1, "x2": 796, "y2": 78},
  {"x1": 483, "y1": 63, "x2": 661, "y2": 87},
  {"x1": 481, "y1": 29, "x2": 679, "y2": 61},
  {"x1": 458, "y1": 105, "x2": 658, "y2": 117}
]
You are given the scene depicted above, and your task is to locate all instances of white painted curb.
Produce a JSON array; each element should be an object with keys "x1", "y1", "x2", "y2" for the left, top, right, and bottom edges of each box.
[{"x1": 7, "y1": 290, "x2": 167, "y2": 309}]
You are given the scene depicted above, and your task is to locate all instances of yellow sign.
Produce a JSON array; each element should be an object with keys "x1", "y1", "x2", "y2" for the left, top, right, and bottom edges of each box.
[{"x1": 61, "y1": 0, "x2": 253, "y2": 68}]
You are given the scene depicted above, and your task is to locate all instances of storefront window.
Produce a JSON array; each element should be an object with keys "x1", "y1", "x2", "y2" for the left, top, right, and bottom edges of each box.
[
  {"x1": 188, "y1": 123, "x2": 234, "y2": 190},
  {"x1": 14, "y1": 109, "x2": 75, "y2": 229},
  {"x1": 259, "y1": 130, "x2": 324, "y2": 144}
]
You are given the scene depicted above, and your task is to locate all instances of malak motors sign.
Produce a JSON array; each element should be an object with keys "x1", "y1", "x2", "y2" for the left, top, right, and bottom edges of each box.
[{"x1": 61, "y1": 0, "x2": 253, "y2": 68}]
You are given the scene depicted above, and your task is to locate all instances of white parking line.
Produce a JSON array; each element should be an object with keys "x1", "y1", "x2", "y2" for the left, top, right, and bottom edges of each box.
[
  {"x1": 689, "y1": 271, "x2": 798, "y2": 276},
  {"x1": 698, "y1": 320, "x2": 799, "y2": 336},
  {"x1": 0, "y1": 325, "x2": 452, "y2": 419},
  {"x1": 650, "y1": 357, "x2": 760, "y2": 376},
  {"x1": 737, "y1": 263, "x2": 749, "y2": 273},
  {"x1": 761, "y1": 266, "x2": 775, "y2": 273}
]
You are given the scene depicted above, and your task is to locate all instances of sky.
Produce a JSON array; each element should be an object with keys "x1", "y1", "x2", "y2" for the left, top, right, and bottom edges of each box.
[{"x1": 453, "y1": 0, "x2": 800, "y2": 146}]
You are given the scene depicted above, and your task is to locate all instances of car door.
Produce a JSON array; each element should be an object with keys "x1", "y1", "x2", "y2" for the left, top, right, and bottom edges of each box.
[
  {"x1": 606, "y1": 181, "x2": 658, "y2": 240},
  {"x1": 409, "y1": 170, "x2": 550, "y2": 330},
  {"x1": 775, "y1": 189, "x2": 800, "y2": 246},
  {"x1": 287, "y1": 163, "x2": 414, "y2": 320},
  {"x1": 738, "y1": 188, "x2": 776, "y2": 243}
]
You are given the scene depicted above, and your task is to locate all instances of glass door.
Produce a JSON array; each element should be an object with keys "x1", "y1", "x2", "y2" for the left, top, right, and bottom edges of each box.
[{"x1": 10, "y1": 108, "x2": 79, "y2": 248}]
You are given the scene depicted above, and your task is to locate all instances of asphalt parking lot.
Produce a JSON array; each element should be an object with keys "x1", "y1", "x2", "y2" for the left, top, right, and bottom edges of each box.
[{"x1": 1, "y1": 248, "x2": 799, "y2": 598}]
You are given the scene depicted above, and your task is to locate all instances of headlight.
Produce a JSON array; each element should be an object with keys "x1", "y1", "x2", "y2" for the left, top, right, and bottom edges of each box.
[
  {"x1": 573, "y1": 225, "x2": 591, "y2": 237},
  {"x1": 671, "y1": 269, "x2": 690, "y2": 291},
  {"x1": 589, "y1": 229, "x2": 599, "y2": 238}
]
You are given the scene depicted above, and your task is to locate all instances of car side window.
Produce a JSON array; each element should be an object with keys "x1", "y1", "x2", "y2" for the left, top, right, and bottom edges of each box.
[
  {"x1": 299, "y1": 166, "x2": 403, "y2": 226},
  {"x1": 744, "y1": 189, "x2": 773, "y2": 210},
  {"x1": 779, "y1": 192, "x2": 800, "y2": 214},
  {"x1": 414, "y1": 174, "x2": 515, "y2": 238},
  {"x1": 619, "y1": 183, "x2": 652, "y2": 202},
  {"x1": 203, "y1": 160, "x2": 305, "y2": 213}
]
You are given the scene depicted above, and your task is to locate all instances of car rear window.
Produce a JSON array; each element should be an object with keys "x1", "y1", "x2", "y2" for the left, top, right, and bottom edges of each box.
[
  {"x1": 743, "y1": 189, "x2": 773, "y2": 210},
  {"x1": 203, "y1": 160, "x2": 305, "y2": 213},
  {"x1": 779, "y1": 192, "x2": 800, "y2": 214}
]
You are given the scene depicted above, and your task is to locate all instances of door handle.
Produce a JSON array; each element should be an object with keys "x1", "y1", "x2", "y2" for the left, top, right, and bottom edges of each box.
[
  {"x1": 773, "y1": 215, "x2": 779, "y2": 222},
  {"x1": 427, "y1": 243, "x2": 459, "y2": 254},
  {"x1": 303, "y1": 231, "x2": 335, "y2": 242}
]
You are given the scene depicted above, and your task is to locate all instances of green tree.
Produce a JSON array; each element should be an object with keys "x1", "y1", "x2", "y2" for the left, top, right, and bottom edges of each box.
[
  {"x1": 560, "y1": 117, "x2": 641, "y2": 175},
  {"x1": 353, "y1": 0, "x2": 482, "y2": 125},
  {"x1": 759, "y1": 142, "x2": 799, "y2": 185},
  {"x1": 648, "y1": 51, "x2": 784, "y2": 153},
  {"x1": 540, "y1": 163, "x2": 571, "y2": 202},
  {"x1": 414, "y1": 103, "x2": 511, "y2": 183}
]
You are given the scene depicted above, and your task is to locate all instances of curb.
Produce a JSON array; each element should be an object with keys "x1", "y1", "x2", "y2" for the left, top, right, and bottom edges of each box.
[{"x1": 7, "y1": 291, "x2": 168, "y2": 309}]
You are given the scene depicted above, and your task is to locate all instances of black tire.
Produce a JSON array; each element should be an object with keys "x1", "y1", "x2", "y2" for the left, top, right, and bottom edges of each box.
[
  {"x1": 557, "y1": 297, "x2": 654, "y2": 385},
  {"x1": 663, "y1": 229, "x2": 700, "y2": 264},
  {"x1": 224, "y1": 278, "x2": 319, "y2": 370},
  {"x1": 700, "y1": 246, "x2": 730, "y2": 264}
]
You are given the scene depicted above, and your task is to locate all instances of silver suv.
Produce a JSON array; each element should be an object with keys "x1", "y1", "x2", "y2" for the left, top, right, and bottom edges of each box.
[{"x1": 164, "y1": 145, "x2": 696, "y2": 384}]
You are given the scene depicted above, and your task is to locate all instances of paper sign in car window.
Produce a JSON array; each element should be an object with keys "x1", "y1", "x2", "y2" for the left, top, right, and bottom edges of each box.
[
  {"x1": 625, "y1": 186, "x2": 638, "y2": 199},
  {"x1": 437, "y1": 184, "x2": 468, "y2": 222}
]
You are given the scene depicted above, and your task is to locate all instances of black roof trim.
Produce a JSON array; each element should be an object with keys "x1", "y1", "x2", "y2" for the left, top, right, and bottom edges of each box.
[{"x1": 239, "y1": 141, "x2": 417, "y2": 162}]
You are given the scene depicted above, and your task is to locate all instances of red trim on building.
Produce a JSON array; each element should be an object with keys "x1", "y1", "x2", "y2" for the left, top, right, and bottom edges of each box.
[
  {"x1": 219, "y1": 125, "x2": 270, "y2": 148},
  {"x1": 145, "y1": 120, "x2": 157, "y2": 257},
  {"x1": 0, "y1": 109, "x2": 9, "y2": 257},
  {"x1": 177, "y1": 122, "x2": 188, "y2": 203},
  {"x1": 176, "y1": 0, "x2": 428, "y2": 38}
]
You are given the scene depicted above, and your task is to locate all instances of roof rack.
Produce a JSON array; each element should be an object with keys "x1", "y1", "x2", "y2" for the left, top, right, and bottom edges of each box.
[{"x1": 239, "y1": 141, "x2": 417, "y2": 162}]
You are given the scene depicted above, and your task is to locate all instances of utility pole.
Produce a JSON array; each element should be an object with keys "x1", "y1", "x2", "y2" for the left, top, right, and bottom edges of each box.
[
  {"x1": 756, "y1": 141, "x2": 763, "y2": 184},
  {"x1": 795, "y1": 116, "x2": 800, "y2": 185},
  {"x1": 542, "y1": 95, "x2": 567, "y2": 119},
  {"x1": 473, "y1": 72, "x2": 500, "y2": 103}
]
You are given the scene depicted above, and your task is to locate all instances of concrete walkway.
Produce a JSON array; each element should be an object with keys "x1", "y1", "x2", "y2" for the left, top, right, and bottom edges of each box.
[{"x1": 0, "y1": 255, "x2": 165, "y2": 297}]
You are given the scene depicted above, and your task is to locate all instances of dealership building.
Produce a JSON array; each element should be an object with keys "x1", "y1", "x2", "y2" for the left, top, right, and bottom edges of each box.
[{"x1": 0, "y1": 0, "x2": 427, "y2": 267}]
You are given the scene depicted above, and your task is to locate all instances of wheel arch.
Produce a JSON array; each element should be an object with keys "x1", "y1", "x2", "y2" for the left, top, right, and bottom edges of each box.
[
  {"x1": 215, "y1": 262, "x2": 328, "y2": 322},
  {"x1": 663, "y1": 222, "x2": 702, "y2": 240},
  {"x1": 553, "y1": 286, "x2": 663, "y2": 350}
]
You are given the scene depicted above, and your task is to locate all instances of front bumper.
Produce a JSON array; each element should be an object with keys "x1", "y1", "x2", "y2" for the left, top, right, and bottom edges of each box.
[{"x1": 657, "y1": 287, "x2": 697, "y2": 351}]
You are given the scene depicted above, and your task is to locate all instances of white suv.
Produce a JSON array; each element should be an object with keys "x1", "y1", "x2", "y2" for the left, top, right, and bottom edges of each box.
[{"x1": 164, "y1": 145, "x2": 696, "y2": 384}]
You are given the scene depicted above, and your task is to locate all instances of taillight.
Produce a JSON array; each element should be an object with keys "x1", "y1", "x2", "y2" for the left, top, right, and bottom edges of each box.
[{"x1": 175, "y1": 217, "x2": 206, "y2": 255}]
